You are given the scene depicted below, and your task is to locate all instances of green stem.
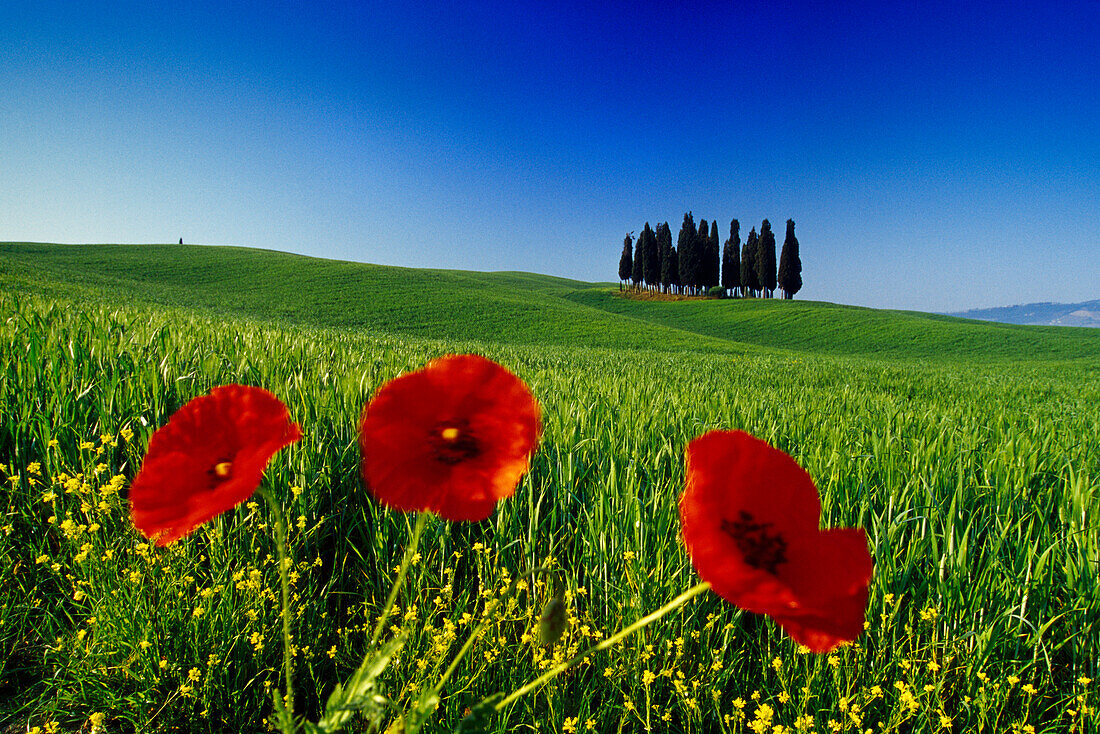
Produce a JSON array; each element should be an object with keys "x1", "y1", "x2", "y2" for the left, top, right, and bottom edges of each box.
[
  {"x1": 494, "y1": 581, "x2": 712, "y2": 712},
  {"x1": 258, "y1": 486, "x2": 295, "y2": 729},
  {"x1": 368, "y1": 512, "x2": 429, "y2": 652}
]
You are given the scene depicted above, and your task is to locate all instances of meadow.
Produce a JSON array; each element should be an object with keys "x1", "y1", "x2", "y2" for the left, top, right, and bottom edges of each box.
[{"x1": 0, "y1": 243, "x2": 1097, "y2": 733}]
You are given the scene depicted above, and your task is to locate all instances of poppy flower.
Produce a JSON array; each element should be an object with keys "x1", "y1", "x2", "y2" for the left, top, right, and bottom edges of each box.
[
  {"x1": 679, "y1": 430, "x2": 872, "y2": 652},
  {"x1": 359, "y1": 354, "x2": 541, "y2": 522},
  {"x1": 129, "y1": 384, "x2": 302, "y2": 546}
]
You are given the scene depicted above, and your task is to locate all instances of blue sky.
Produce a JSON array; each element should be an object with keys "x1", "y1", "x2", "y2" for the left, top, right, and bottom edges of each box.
[{"x1": 2, "y1": 1, "x2": 1097, "y2": 312}]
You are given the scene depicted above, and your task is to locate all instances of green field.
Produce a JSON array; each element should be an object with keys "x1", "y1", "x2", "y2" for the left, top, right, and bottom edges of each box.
[{"x1": 1, "y1": 243, "x2": 1097, "y2": 733}]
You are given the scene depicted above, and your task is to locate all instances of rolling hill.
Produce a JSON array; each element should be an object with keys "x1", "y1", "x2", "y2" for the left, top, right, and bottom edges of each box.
[
  {"x1": 3, "y1": 241, "x2": 1100, "y2": 364},
  {"x1": 948, "y1": 299, "x2": 1100, "y2": 327}
]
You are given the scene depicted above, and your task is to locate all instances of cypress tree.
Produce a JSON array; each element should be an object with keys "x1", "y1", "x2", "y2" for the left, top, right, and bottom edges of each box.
[
  {"x1": 677, "y1": 212, "x2": 697, "y2": 295},
  {"x1": 722, "y1": 219, "x2": 740, "y2": 296},
  {"x1": 618, "y1": 234, "x2": 633, "y2": 290},
  {"x1": 778, "y1": 218, "x2": 803, "y2": 299},
  {"x1": 657, "y1": 222, "x2": 673, "y2": 293},
  {"x1": 630, "y1": 232, "x2": 643, "y2": 290},
  {"x1": 641, "y1": 222, "x2": 660, "y2": 291},
  {"x1": 756, "y1": 219, "x2": 777, "y2": 298},
  {"x1": 669, "y1": 247, "x2": 680, "y2": 294},
  {"x1": 708, "y1": 220, "x2": 720, "y2": 290},
  {"x1": 695, "y1": 219, "x2": 709, "y2": 293},
  {"x1": 741, "y1": 227, "x2": 759, "y2": 297}
]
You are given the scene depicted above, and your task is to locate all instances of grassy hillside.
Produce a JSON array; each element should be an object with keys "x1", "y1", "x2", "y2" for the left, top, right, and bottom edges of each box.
[
  {"x1": 4, "y1": 242, "x2": 1100, "y2": 365},
  {"x1": 1, "y1": 290, "x2": 1097, "y2": 734},
  {"x1": 0, "y1": 243, "x2": 743, "y2": 356},
  {"x1": 568, "y1": 290, "x2": 1100, "y2": 363}
]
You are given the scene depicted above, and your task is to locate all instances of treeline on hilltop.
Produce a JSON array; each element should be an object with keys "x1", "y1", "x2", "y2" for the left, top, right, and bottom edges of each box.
[{"x1": 618, "y1": 214, "x2": 802, "y2": 299}]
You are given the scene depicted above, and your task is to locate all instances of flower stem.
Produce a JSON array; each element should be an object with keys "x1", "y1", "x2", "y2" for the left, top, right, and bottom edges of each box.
[
  {"x1": 258, "y1": 486, "x2": 295, "y2": 729},
  {"x1": 494, "y1": 581, "x2": 712, "y2": 712},
  {"x1": 368, "y1": 512, "x2": 429, "y2": 651}
]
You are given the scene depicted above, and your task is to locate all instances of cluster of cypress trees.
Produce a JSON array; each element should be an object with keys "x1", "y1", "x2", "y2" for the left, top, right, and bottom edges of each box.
[{"x1": 618, "y1": 214, "x2": 802, "y2": 299}]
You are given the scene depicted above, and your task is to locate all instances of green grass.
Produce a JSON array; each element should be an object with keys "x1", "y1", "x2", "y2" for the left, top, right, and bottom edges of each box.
[
  {"x1": 4, "y1": 241, "x2": 1100, "y2": 364},
  {"x1": 0, "y1": 244, "x2": 1098, "y2": 733}
]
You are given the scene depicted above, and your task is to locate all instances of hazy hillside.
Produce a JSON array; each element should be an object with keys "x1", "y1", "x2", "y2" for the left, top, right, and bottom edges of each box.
[
  {"x1": 949, "y1": 300, "x2": 1100, "y2": 327},
  {"x1": 4, "y1": 242, "x2": 1100, "y2": 364}
]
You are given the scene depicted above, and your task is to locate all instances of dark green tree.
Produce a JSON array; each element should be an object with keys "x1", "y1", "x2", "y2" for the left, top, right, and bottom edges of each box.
[
  {"x1": 641, "y1": 222, "x2": 660, "y2": 291},
  {"x1": 708, "y1": 220, "x2": 720, "y2": 290},
  {"x1": 677, "y1": 212, "x2": 697, "y2": 295},
  {"x1": 657, "y1": 222, "x2": 673, "y2": 293},
  {"x1": 695, "y1": 219, "x2": 709, "y2": 293},
  {"x1": 630, "y1": 232, "x2": 643, "y2": 290},
  {"x1": 756, "y1": 219, "x2": 777, "y2": 298},
  {"x1": 722, "y1": 219, "x2": 740, "y2": 296},
  {"x1": 618, "y1": 234, "x2": 633, "y2": 290},
  {"x1": 778, "y1": 218, "x2": 803, "y2": 299},
  {"x1": 669, "y1": 247, "x2": 680, "y2": 294},
  {"x1": 741, "y1": 227, "x2": 759, "y2": 297}
]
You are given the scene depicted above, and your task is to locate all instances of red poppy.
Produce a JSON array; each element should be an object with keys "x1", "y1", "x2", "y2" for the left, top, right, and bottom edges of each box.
[
  {"x1": 129, "y1": 384, "x2": 302, "y2": 546},
  {"x1": 679, "y1": 430, "x2": 872, "y2": 652},
  {"x1": 359, "y1": 354, "x2": 541, "y2": 522}
]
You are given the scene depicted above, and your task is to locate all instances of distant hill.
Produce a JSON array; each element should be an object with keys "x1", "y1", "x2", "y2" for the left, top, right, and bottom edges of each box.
[
  {"x1": 3, "y1": 242, "x2": 1100, "y2": 363},
  {"x1": 949, "y1": 300, "x2": 1100, "y2": 328}
]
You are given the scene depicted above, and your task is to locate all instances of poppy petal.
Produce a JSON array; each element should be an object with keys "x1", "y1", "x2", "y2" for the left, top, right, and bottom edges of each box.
[
  {"x1": 680, "y1": 430, "x2": 872, "y2": 652},
  {"x1": 770, "y1": 528, "x2": 873, "y2": 652},
  {"x1": 130, "y1": 384, "x2": 302, "y2": 545},
  {"x1": 360, "y1": 354, "x2": 541, "y2": 521}
]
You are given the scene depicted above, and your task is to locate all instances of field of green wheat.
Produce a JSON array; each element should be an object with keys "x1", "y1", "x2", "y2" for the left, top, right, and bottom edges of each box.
[{"x1": 1, "y1": 243, "x2": 1097, "y2": 734}]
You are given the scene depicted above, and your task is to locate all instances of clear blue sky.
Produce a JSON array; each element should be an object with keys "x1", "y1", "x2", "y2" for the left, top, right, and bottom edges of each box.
[{"x1": 2, "y1": 1, "x2": 1097, "y2": 312}]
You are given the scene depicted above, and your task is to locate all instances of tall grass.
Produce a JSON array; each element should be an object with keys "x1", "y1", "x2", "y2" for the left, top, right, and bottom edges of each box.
[{"x1": 1, "y1": 291, "x2": 1097, "y2": 733}]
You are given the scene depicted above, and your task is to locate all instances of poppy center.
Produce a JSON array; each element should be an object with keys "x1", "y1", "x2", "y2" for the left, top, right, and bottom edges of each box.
[
  {"x1": 206, "y1": 459, "x2": 233, "y2": 487},
  {"x1": 720, "y1": 511, "x2": 788, "y2": 574},
  {"x1": 432, "y1": 422, "x2": 480, "y2": 464}
]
